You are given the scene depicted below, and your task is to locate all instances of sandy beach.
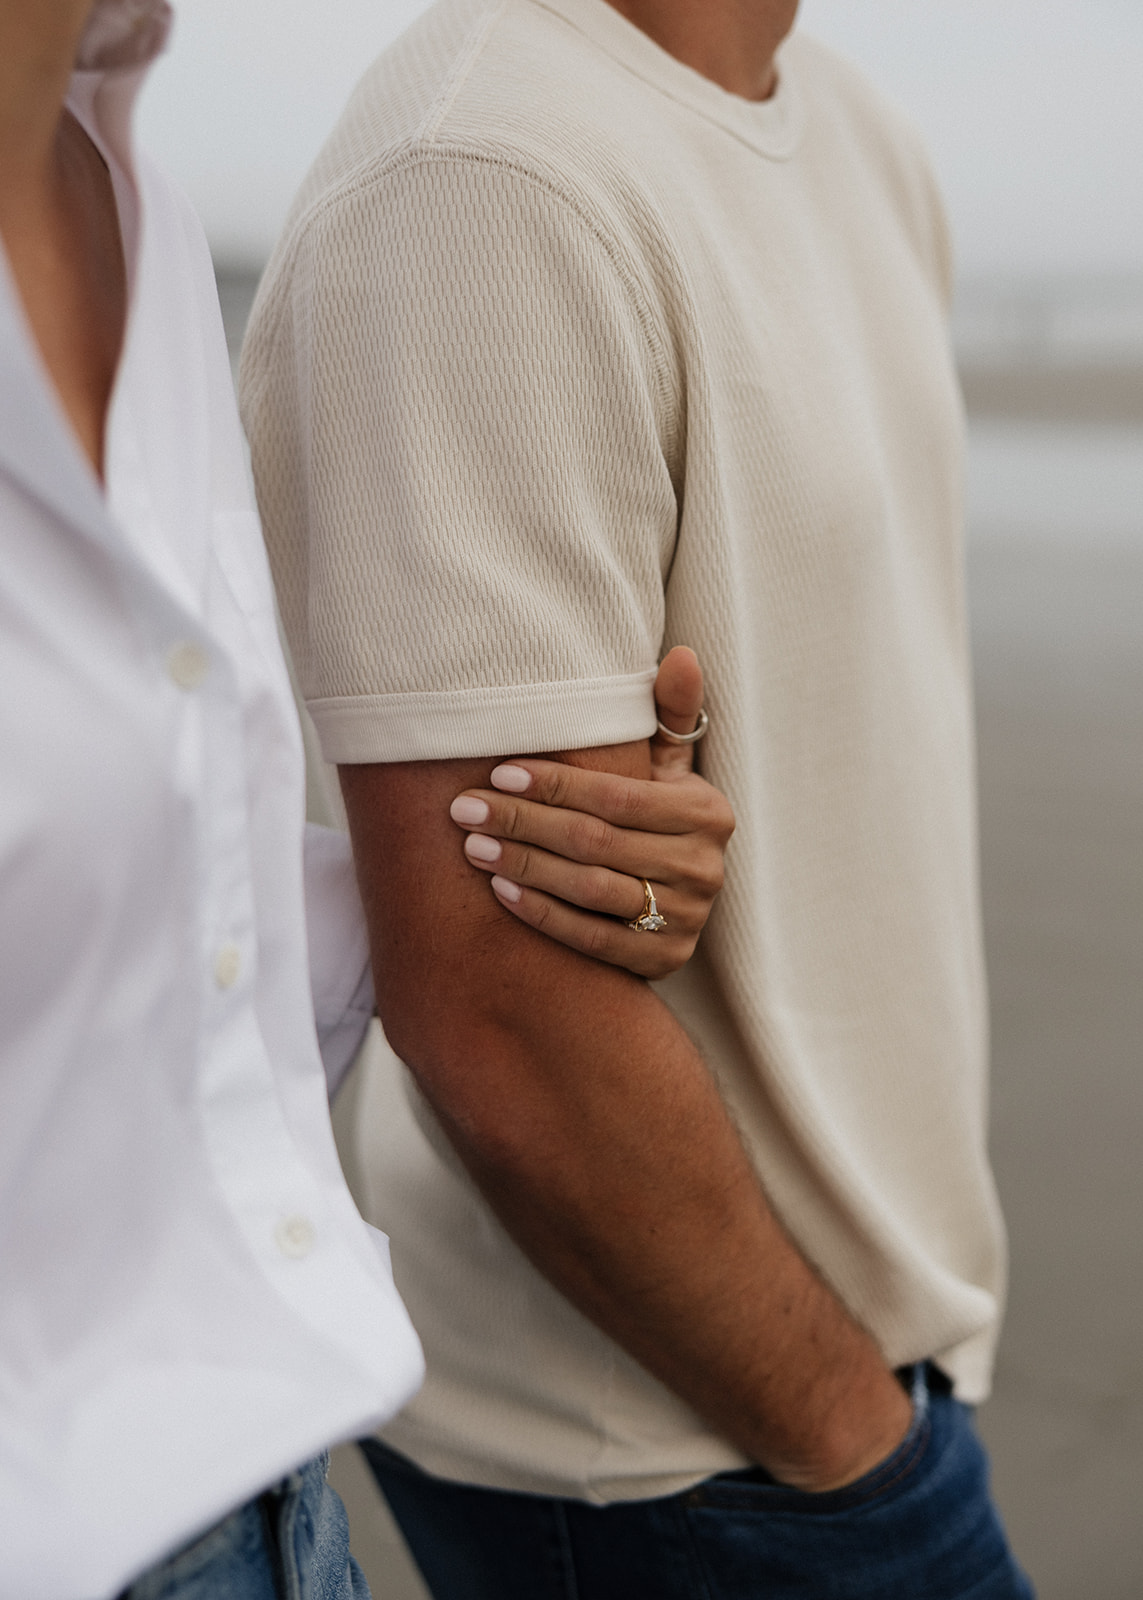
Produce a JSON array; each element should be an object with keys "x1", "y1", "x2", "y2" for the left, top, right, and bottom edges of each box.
[{"x1": 967, "y1": 417, "x2": 1143, "y2": 1599}]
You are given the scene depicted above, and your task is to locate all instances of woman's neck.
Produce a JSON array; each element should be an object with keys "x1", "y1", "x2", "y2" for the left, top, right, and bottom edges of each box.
[
  {"x1": 0, "y1": 3, "x2": 93, "y2": 210},
  {"x1": 0, "y1": 4, "x2": 127, "y2": 483}
]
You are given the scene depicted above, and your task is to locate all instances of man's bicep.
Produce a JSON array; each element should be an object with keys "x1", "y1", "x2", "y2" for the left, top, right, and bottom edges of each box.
[
  {"x1": 338, "y1": 739, "x2": 652, "y2": 1083},
  {"x1": 339, "y1": 755, "x2": 508, "y2": 1046},
  {"x1": 278, "y1": 160, "x2": 674, "y2": 766}
]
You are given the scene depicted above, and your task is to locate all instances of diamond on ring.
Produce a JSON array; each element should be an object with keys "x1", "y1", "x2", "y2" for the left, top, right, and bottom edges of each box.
[{"x1": 627, "y1": 879, "x2": 668, "y2": 933}]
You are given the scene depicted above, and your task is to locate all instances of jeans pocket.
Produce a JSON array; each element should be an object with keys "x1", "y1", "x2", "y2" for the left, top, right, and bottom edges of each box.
[
  {"x1": 687, "y1": 1364, "x2": 933, "y2": 1518},
  {"x1": 681, "y1": 1381, "x2": 1033, "y2": 1600}
]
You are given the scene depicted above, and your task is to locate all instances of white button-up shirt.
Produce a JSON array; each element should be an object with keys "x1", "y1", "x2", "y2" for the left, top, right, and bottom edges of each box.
[{"x1": 0, "y1": 14, "x2": 423, "y2": 1598}]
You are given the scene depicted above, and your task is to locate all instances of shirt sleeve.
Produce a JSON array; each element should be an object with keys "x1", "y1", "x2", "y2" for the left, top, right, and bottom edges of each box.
[
  {"x1": 243, "y1": 150, "x2": 679, "y2": 764},
  {"x1": 303, "y1": 822, "x2": 374, "y2": 1099}
]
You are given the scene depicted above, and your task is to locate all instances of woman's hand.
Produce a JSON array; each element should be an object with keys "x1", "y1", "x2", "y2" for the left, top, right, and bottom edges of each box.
[{"x1": 448, "y1": 648, "x2": 735, "y2": 979}]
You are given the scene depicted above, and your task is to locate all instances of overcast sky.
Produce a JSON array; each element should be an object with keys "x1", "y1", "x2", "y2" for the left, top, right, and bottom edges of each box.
[{"x1": 137, "y1": 0, "x2": 1143, "y2": 282}]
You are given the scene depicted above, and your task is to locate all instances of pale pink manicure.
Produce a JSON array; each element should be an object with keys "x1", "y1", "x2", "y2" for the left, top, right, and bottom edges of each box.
[
  {"x1": 450, "y1": 795, "x2": 490, "y2": 826},
  {"x1": 490, "y1": 764, "x2": 531, "y2": 793},
  {"x1": 464, "y1": 834, "x2": 502, "y2": 864},
  {"x1": 491, "y1": 875, "x2": 522, "y2": 903}
]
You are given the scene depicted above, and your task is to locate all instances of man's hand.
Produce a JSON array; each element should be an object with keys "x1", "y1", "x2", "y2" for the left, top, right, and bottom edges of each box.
[
  {"x1": 340, "y1": 731, "x2": 910, "y2": 1492},
  {"x1": 447, "y1": 648, "x2": 735, "y2": 979}
]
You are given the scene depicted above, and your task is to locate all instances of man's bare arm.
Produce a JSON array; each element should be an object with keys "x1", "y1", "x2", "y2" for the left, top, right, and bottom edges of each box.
[{"x1": 340, "y1": 741, "x2": 911, "y2": 1491}]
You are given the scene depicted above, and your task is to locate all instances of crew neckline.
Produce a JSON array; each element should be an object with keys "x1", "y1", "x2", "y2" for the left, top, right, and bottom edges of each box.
[{"x1": 528, "y1": 0, "x2": 805, "y2": 160}]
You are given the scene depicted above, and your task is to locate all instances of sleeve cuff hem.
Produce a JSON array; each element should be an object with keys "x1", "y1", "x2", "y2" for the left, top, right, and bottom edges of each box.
[{"x1": 308, "y1": 671, "x2": 659, "y2": 764}]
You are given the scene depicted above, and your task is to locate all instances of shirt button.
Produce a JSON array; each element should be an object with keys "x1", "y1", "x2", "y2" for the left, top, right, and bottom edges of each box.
[
  {"x1": 167, "y1": 642, "x2": 209, "y2": 690},
  {"x1": 213, "y1": 943, "x2": 241, "y2": 990},
  {"x1": 275, "y1": 1215, "x2": 316, "y2": 1259}
]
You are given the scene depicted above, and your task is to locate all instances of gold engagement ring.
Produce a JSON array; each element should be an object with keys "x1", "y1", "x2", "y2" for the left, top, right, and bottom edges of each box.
[{"x1": 627, "y1": 879, "x2": 668, "y2": 933}]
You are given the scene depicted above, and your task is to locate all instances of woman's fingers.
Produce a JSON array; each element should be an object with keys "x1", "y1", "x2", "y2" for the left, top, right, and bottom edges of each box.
[
  {"x1": 460, "y1": 830, "x2": 704, "y2": 933},
  {"x1": 488, "y1": 878, "x2": 699, "y2": 980},
  {"x1": 650, "y1": 645, "x2": 705, "y2": 781},
  {"x1": 471, "y1": 762, "x2": 734, "y2": 847},
  {"x1": 444, "y1": 659, "x2": 732, "y2": 982},
  {"x1": 449, "y1": 779, "x2": 727, "y2": 895},
  {"x1": 452, "y1": 788, "x2": 719, "y2": 982}
]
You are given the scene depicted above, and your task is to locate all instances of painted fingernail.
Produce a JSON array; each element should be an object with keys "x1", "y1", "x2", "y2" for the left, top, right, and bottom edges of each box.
[
  {"x1": 491, "y1": 875, "x2": 522, "y2": 903},
  {"x1": 490, "y1": 764, "x2": 531, "y2": 793},
  {"x1": 450, "y1": 796, "x2": 490, "y2": 826},
  {"x1": 464, "y1": 834, "x2": 502, "y2": 864}
]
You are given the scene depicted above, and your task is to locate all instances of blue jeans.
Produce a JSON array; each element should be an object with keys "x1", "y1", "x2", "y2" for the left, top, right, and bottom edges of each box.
[
  {"x1": 360, "y1": 1368, "x2": 1035, "y2": 1599},
  {"x1": 119, "y1": 1453, "x2": 370, "y2": 1600}
]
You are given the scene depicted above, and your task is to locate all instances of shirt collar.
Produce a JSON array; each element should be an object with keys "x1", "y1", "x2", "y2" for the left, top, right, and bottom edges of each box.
[
  {"x1": 529, "y1": 0, "x2": 805, "y2": 162},
  {"x1": 0, "y1": 254, "x2": 108, "y2": 535}
]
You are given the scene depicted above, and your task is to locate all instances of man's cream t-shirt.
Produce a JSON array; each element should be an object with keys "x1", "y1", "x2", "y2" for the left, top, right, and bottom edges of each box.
[{"x1": 240, "y1": 0, "x2": 1006, "y2": 1503}]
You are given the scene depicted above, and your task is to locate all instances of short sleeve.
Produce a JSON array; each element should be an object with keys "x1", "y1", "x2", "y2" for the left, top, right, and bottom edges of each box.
[{"x1": 243, "y1": 151, "x2": 679, "y2": 763}]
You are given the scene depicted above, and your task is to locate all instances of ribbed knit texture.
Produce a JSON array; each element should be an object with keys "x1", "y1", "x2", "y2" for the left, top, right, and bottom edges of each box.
[{"x1": 241, "y1": 0, "x2": 1005, "y2": 1503}]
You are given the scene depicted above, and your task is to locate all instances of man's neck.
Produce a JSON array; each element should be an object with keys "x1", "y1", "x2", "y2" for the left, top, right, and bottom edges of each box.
[{"x1": 603, "y1": 0, "x2": 799, "y2": 101}]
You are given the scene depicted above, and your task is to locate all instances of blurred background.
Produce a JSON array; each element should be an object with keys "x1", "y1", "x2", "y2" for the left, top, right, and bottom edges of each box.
[{"x1": 140, "y1": 4, "x2": 1143, "y2": 1595}]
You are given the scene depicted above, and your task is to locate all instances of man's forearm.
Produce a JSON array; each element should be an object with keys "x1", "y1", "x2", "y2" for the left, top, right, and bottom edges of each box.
[
  {"x1": 399, "y1": 964, "x2": 905, "y2": 1488},
  {"x1": 341, "y1": 751, "x2": 910, "y2": 1489}
]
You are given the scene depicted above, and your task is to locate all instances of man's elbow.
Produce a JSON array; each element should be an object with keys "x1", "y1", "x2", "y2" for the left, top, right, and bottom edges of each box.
[
  {"x1": 375, "y1": 970, "x2": 460, "y2": 1081},
  {"x1": 375, "y1": 969, "x2": 538, "y2": 1159}
]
